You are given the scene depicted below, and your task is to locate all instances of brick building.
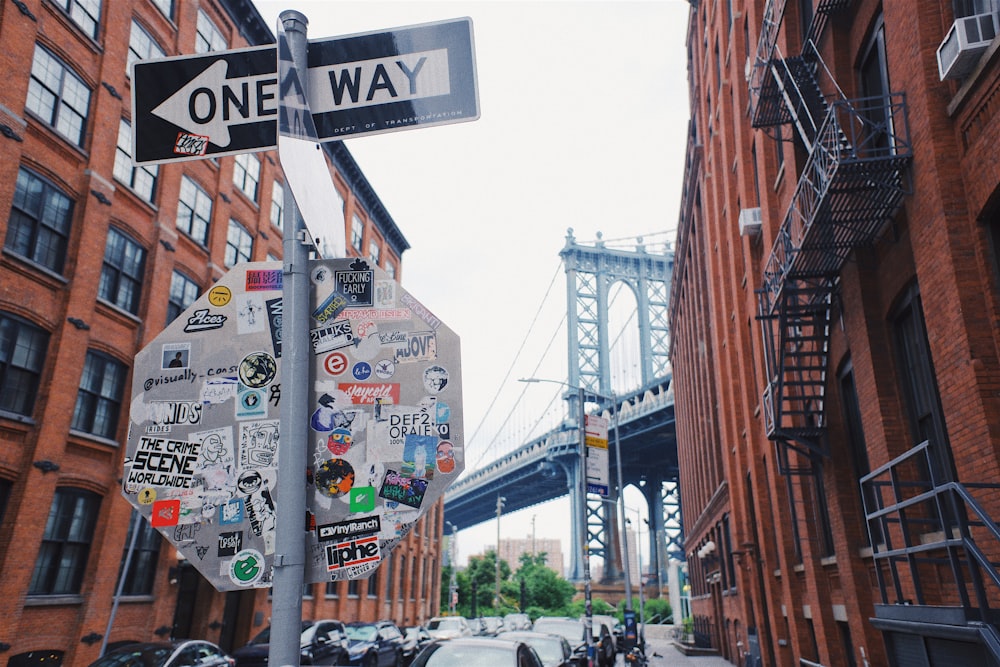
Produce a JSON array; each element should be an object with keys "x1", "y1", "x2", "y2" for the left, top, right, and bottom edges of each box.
[
  {"x1": 0, "y1": 1, "x2": 443, "y2": 665},
  {"x1": 496, "y1": 536, "x2": 565, "y2": 577},
  {"x1": 670, "y1": 0, "x2": 1000, "y2": 665}
]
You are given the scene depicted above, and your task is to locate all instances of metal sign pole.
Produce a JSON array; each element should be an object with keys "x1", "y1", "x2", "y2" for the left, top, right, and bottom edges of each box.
[
  {"x1": 579, "y1": 387, "x2": 593, "y2": 667},
  {"x1": 271, "y1": 10, "x2": 310, "y2": 667}
]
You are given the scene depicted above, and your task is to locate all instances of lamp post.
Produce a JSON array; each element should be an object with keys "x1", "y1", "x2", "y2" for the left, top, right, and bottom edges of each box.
[
  {"x1": 521, "y1": 378, "x2": 633, "y2": 664},
  {"x1": 495, "y1": 495, "x2": 506, "y2": 611},
  {"x1": 445, "y1": 521, "x2": 458, "y2": 614}
]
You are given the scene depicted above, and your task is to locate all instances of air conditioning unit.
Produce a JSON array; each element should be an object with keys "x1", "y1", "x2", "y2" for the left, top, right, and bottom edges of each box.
[
  {"x1": 738, "y1": 207, "x2": 762, "y2": 236},
  {"x1": 937, "y1": 10, "x2": 1000, "y2": 80}
]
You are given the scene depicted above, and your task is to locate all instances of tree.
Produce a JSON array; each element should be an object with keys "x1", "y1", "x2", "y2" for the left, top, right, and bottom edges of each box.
[{"x1": 514, "y1": 552, "x2": 576, "y2": 612}]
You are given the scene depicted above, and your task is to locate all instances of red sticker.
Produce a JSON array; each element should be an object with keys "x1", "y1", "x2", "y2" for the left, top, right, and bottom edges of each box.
[
  {"x1": 324, "y1": 352, "x2": 349, "y2": 376},
  {"x1": 151, "y1": 499, "x2": 181, "y2": 527}
]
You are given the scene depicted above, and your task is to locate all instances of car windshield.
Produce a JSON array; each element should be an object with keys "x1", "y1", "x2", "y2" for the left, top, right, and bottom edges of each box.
[
  {"x1": 419, "y1": 644, "x2": 513, "y2": 666},
  {"x1": 427, "y1": 619, "x2": 462, "y2": 631},
  {"x1": 500, "y1": 635, "x2": 562, "y2": 664},
  {"x1": 92, "y1": 645, "x2": 174, "y2": 667},
  {"x1": 346, "y1": 625, "x2": 378, "y2": 642},
  {"x1": 532, "y1": 620, "x2": 583, "y2": 644}
]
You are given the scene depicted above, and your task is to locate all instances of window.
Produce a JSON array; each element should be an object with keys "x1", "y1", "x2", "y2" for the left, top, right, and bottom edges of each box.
[
  {"x1": 857, "y1": 16, "x2": 892, "y2": 153},
  {"x1": 117, "y1": 511, "x2": 160, "y2": 596},
  {"x1": 99, "y1": 228, "x2": 146, "y2": 314},
  {"x1": 195, "y1": 10, "x2": 226, "y2": 54},
  {"x1": 351, "y1": 214, "x2": 364, "y2": 253},
  {"x1": 270, "y1": 181, "x2": 284, "y2": 230},
  {"x1": 72, "y1": 350, "x2": 127, "y2": 439},
  {"x1": 6, "y1": 167, "x2": 74, "y2": 273},
  {"x1": 0, "y1": 312, "x2": 48, "y2": 417},
  {"x1": 53, "y1": 0, "x2": 101, "y2": 40},
  {"x1": 348, "y1": 579, "x2": 359, "y2": 597},
  {"x1": 384, "y1": 261, "x2": 396, "y2": 281},
  {"x1": 225, "y1": 220, "x2": 253, "y2": 267},
  {"x1": 367, "y1": 573, "x2": 378, "y2": 597},
  {"x1": 398, "y1": 555, "x2": 406, "y2": 598},
  {"x1": 114, "y1": 119, "x2": 158, "y2": 202},
  {"x1": 26, "y1": 44, "x2": 91, "y2": 147},
  {"x1": 29, "y1": 488, "x2": 100, "y2": 595},
  {"x1": 0, "y1": 479, "x2": 10, "y2": 526},
  {"x1": 384, "y1": 552, "x2": 394, "y2": 599},
  {"x1": 233, "y1": 153, "x2": 260, "y2": 201},
  {"x1": 325, "y1": 581, "x2": 339, "y2": 597},
  {"x1": 176, "y1": 176, "x2": 212, "y2": 245},
  {"x1": 127, "y1": 20, "x2": 165, "y2": 74},
  {"x1": 150, "y1": 0, "x2": 172, "y2": 20},
  {"x1": 838, "y1": 360, "x2": 877, "y2": 546},
  {"x1": 368, "y1": 239, "x2": 381, "y2": 266},
  {"x1": 167, "y1": 271, "x2": 199, "y2": 325}
]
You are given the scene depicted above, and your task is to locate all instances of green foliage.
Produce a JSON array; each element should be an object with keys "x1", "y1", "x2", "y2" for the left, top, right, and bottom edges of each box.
[{"x1": 617, "y1": 597, "x2": 672, "y2": 624}]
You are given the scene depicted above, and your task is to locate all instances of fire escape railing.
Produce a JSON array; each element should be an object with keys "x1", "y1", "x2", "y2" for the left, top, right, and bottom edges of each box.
[
  {"x1": 862, "y1": 441, "x2": 1000, "y2": 624},
  {"x1": 748, "y1": 0, "x2": 912, "y2": 472}
]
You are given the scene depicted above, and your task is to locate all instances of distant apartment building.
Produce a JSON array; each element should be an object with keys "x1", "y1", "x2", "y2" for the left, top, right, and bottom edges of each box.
[
  {"x1": 496, "y1": 536, "x2": 565, "y2": 576},
  {"x1": 0, "y1": 1, "x2": 443, "y2": 666},
  {"x1": 671, "y1": 0, "x2": 1000, "y2": 665}
]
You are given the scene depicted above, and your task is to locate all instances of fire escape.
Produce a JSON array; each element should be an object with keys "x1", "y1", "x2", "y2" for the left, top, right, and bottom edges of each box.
[{"x1": 748, "y1": 0, "x2": 912, "y2": 475}]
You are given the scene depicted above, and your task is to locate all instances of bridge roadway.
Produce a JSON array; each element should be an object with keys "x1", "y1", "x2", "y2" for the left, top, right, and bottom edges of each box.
[{"x1": 443, "y1": 377, "x2": 676, "y2": 533}]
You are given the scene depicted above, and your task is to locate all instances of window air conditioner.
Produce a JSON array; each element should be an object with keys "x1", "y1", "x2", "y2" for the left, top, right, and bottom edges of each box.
[
  {"x1": 937, "y1": 10, "x2": 1000, "y2": 80},
  {"x1": 738, "y1": 207, "x2": 762, "y2": 236}
]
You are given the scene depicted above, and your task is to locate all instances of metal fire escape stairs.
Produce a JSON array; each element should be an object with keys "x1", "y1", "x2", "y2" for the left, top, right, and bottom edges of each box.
[{"x1": 748, "y1": 0, "x2": 913, "y2": 476}]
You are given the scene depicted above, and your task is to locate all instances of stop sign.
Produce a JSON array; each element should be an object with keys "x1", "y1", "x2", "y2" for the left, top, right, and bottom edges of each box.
[{"x1": 123, "y1": 260, "x2": 463, "y2": 590}]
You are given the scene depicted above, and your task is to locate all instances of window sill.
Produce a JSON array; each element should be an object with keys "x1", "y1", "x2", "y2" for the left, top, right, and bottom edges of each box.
[
  {"x1": 69, "y1": 428, "x2": 120, "y2": 449},
  {"x1": 25, "y1": 594, "x2": 84, "y2": 606}
]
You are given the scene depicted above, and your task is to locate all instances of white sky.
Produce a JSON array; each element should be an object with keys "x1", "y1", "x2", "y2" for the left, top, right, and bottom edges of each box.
[{"x1": 253, "y1": 0, "x2": 692, "y2": 570}]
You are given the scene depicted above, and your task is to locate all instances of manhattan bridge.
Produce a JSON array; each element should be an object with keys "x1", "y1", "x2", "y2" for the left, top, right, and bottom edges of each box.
[{"x1": 443, "y1": 229, "x2": 680, "y2": 589}]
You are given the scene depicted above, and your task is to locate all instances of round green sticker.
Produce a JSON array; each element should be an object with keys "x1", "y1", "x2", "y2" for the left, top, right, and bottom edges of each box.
[{"x1": 229, "y1": 548, "x2": 265, "y2": 587}]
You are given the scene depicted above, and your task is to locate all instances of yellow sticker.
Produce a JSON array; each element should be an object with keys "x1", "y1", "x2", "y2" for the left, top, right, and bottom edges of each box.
[
  {"x1": 208, "y1": 285, "x2": 232, "y2": 307},
  {"x1": 138, "y1": 488, "x2": 157, "y2": 505}
]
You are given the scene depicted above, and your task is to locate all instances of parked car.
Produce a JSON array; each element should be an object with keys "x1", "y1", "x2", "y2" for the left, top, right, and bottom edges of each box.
[
  {"x1": 232, "y1": 619, "x2": 350, "y2": 667},
  {"x1": 478, "y1": 616, "x2": 505, "y2": 636},
  {"x1": 410, "y1": 637, "x2": 543, "y2": 667},
  {"x1": 87, "y1": 641, "x2": 235, "y2": 667},
  {"x1": 345, "y1": 620, "x2": 405, "y2": 667},
  {"x1": 503, "y1": 613, "x2": 532, "y2": 631},
  {"x1": 401, "y1": 626, "x2": 432, "y2": 665},
  {"x1": 532, "y1": 616, "x2": 614, "y2": 667},
  {"x1": 496, "y1": 631, "x2": 575, "y2": 667},
  {"x1": 425, "y1": 616, "x2": 473, "y2": 640}
]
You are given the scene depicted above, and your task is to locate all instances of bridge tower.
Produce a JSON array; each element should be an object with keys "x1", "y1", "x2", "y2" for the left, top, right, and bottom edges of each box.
[{"x1": 559, "y1": 229, "x2": 680, "y2": 587}]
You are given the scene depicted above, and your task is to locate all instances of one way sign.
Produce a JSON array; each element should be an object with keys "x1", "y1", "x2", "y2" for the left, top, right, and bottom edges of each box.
[{"x1": 131, "y1": 19, "x2": 478, "y2": 165}]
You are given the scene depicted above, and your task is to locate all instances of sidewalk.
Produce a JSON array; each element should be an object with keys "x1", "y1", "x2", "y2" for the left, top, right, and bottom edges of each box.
[{"x1": 624, "y1": 627, "x2": 735, "y2": 667}]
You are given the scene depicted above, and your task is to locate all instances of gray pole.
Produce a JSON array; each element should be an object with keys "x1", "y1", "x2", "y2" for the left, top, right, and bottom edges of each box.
[
  {"x1": 271, "y1": 10, "x2": 310, "y2": 667},
  {"x1": 611, "y1": 393, "x2": 635, "y2": 640},
  {"x1": 579, "y1": 386, "x2": 593, "y2": 666}
]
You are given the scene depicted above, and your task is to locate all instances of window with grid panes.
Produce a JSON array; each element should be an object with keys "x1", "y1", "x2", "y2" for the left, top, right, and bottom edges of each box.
[
  {"x1": 53, "y1": 0, "x2": 101, "y2": 40},
  {"x1": 167, "y1": 271, "x2": 199, "y2": 325},
  {"x1": 99, "y1": 228, "x2": 146, "y2": 314},
  {"x1": 0, "y1": 311, "x2": 49, "y2": 417},
  {"x1": 195, "y1": 10, "x2": 226, "y2": 53},
  {"x1": 351, "y1": 214, "x2": 363, "y2": 253},
  {"x1": 6, "y1": 167, "x2": 74, "y2": 274},
  {"x1": 368, "y1": 239, "x2": 380, "y2": 266},
  {"x1": 384, "y1": 261, "x2": 395, "y2": 280},
  {"x1": 225, "y1": 220, "x2": 253, "y2": 267},
  {"x1": 127, "y1": 20, "x2": 165, "y2": 75},
  {"x1": 26, "y1": 44, "x2": 91, "y2": 147},
  {"x1": 176, "y1": 176, "x2": 212, "y2": 245},
  {"x1": 29, "y1": 488, "x2": 100, "y2": 595},
  {"x1": 72, "y1": 350, "x2": 127, "y2": 439},
  {"x1": 117, "y1": 511, "x2": 160, "y2": 595},
  {"x1": 271, "y1": 181, "x2": 284, "y2": 230},
  {"x1": 114, "y1": 119, "x2": 158, "y2": 202},
  {"x1": 150, "y1": 0, "x2": 172, "y2": 20},
  {"x1": 233, "y1": 153, "x2": 260, "y2": 201}
]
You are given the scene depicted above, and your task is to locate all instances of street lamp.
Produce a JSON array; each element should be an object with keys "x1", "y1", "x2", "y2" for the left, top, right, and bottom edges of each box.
[
  {"x1": 520, "y1": 378, "x2": 634, "y2": 663},
  {"x1": 495, "y1": 495, "x2": 506, "y2": 611}
]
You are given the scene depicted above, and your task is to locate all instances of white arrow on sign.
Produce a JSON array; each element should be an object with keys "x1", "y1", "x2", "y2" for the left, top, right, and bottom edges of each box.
[{"x1": 152, "y1": 59, "x2": 279, "y2": 148}]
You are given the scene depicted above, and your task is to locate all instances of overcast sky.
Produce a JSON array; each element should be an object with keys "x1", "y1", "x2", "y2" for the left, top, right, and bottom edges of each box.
[{"x1": 254, "y1": 0, "x2": 692, "y2": 569}]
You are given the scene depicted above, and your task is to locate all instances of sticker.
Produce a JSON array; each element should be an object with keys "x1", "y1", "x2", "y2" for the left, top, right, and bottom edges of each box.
[
  {"x1": 207, "y1": 285, "x2": 232, "y2": 307},
  {"x1": 317, "y1": 516, "x2": 381, "y2": 542},
  {"x1": 313, "y1": 290, "x2": 349, "y2": 324},
  {"x1": 161, "y1": 343, "x2": 191, "y2": 370},
  {"x1": 237, "y1": 469, "x2": 264, "y2": 494},
  {"x1": 311, "y1": 393, "x2": 352, "y2": 431},
  {"x1": 326, "y1": 428, "x2": 353, "y2": 456},
  {"x1": 315, "y1": 458, "x2": 355, "y2": 498},
  {"x1": 266, "y1": 298, "x2": 282, "y2": 358},
  {"x1": 138, "y1": 488, "x2": 157, "y2": 504},
  {"x1": 350, "y1": 486, "x2": 377, "y2": 513},
  {"x1": 373, "y1": 359, "x2": 395, "y2": 379},
  {"x1": 323, "y1": 352, "x2": 349, "y2": 376},
  {"x1": 423, "y1": 365, "x2": 449, "y2": 393},
  {"x1": 374, "y1": 280, "x2": 396, "y2": 308},
  {"x1": 151, "y1": 499, "x2": 181, "y2": 527},
  {"x1": 200, "y1": 376, "x2": 237, "y2": 404},
  {"x1": 239, "y1": 352, "x2": 277, "y2": 388},
  {"x1": 400, "y1": 292, "x2": 441, "y2": 330},
  {"x1": 218, "y1": 531, "x2": 243, "y2": 556},
  {"x1": 325, "y1": 534, "x2": 380, "y2": 571},
  {"x1": 237, "y1": 295, "x2": 266, "y2": 334},
  {"x1": 401, "y1": 433, "x2": 438, "y2": 479},
  {"x1": 393, "y1": 331, "x2": 437, "y2": 364},
  {"x1": 310, "y1": 319, "x2": 354, "y2": 354},
  {"x1": 335, "y1": 263, "x2": 374, "y2": 306},
  {"x1": 127, "y1": 437, "x2": 201, "y2": 489},
  {"x1": 338, "y1": 382, "x2": 400, "y2": 405},
  {"x1": 237, "y1": 385, "x2": 267, "y2": 419},
  {"x1": 436, "y1": 440, "x2": 456, "y2": 474},
  {"x1": 219, "y1": 498, "x2": 245, "y2": 525},
  {"x1": 246, "y1": 269, "x2": 282, "y2": 292},
  {"x1": 238, "y1": 420, "x2": 279, "y2": 468},
  {"x1": 229, "y1": 548, "x2": 265, "y2": 586},
  {"x1": 184, "y1": 309, "x2": 227, "y2": 333},
  {"x1": 378, "y1": 470, "x2": 427, "y2": 509},
  {"x1": 352, "y1": 362, "x2": 372, "y2": 381}
]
